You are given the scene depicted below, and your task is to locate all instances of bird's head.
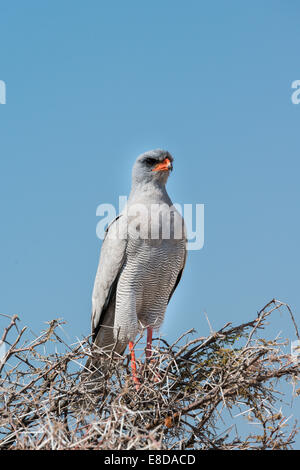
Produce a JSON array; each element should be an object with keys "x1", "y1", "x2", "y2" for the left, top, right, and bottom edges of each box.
[{"x1": 132, "y1": 149, "x2": 173, "y2": 186}]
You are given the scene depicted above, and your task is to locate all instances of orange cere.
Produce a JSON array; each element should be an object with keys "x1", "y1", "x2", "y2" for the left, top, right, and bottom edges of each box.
[{"x1": 152, "y1": 157, "x2": 172, "y2": 172}]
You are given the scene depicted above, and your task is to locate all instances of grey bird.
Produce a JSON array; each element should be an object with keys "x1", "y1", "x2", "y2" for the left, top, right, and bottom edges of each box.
[{"x1": 90, "y1": 149, "x2": 186, "y2": 383}]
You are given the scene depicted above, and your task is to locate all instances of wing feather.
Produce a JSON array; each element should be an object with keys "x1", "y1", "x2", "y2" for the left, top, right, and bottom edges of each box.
[
  {"x1": 168, "y1": 242, "x2": 187, "y2": 304},
  {"x1": 91, "y1": 215, "x2": 127, "y2": 339}
]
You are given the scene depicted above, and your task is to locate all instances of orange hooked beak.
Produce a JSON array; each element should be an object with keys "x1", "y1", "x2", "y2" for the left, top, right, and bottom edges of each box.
[{"x1": 152, "y1": 157, "x2": 172, "y2": 172}]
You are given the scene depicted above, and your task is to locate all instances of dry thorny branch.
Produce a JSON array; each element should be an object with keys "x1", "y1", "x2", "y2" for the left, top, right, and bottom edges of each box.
[{"x1": 0, "y1": 299, "x2": 299, "y2": 450}]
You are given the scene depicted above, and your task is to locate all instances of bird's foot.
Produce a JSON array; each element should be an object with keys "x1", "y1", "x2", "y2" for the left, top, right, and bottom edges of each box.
[
  {"x1": 148, "y1": 358, "x2": 162, "y2": 383},
  {"x1": 141, "y1": 357, "x2": 162, "y2": 383}
]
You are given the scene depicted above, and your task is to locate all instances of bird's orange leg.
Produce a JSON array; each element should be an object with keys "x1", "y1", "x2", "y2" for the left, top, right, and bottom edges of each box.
[{"x1": 128, "y1": 341, "x2": 141, "y2": 389}]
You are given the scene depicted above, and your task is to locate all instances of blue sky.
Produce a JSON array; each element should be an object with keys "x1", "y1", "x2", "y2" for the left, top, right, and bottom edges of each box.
[{"x1": 0, "y1": 1, "x2": 299, "y2": 447}]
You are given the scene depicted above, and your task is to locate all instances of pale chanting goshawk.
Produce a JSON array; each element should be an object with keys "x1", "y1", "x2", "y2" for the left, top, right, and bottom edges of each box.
[{"x1": 90, "y1": 149, "x2": 187, "y2": 384}]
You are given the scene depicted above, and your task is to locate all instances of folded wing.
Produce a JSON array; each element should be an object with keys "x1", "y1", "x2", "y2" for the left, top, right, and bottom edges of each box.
[{"x1": 91, "y1": 215, "x2": 128, "y2": 342}]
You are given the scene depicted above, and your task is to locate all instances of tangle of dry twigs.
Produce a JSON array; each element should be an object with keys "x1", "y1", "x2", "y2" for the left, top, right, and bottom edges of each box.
[{"x1": 0, "y1": 299, "x2": 299, "y2": 450}]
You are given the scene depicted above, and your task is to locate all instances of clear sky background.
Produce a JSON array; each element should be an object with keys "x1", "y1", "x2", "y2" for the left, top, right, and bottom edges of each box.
[{"x1": 0, "y1": 0, "x2": 299, "y2": 447}]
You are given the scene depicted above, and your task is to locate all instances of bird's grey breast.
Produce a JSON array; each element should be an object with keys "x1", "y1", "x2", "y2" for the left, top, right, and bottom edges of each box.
[{"x1": 117, "y1": 203, "x2": 186, "y2": 329}]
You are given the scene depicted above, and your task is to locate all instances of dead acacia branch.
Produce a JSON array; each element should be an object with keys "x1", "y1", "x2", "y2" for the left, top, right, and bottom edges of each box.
[{"x1": 0, "y1": 299, "x2": 299, "y2": 450}]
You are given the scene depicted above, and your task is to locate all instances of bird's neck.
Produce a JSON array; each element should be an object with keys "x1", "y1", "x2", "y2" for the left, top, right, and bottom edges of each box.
[{"x1": 129, "y1": 180, "x2": 171, "y2": 205}]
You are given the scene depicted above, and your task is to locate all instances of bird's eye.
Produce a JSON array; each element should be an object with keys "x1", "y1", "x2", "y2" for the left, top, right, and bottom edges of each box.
[{"x1": 144, "y1": 158, "x2": 156, "y2": 166}]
